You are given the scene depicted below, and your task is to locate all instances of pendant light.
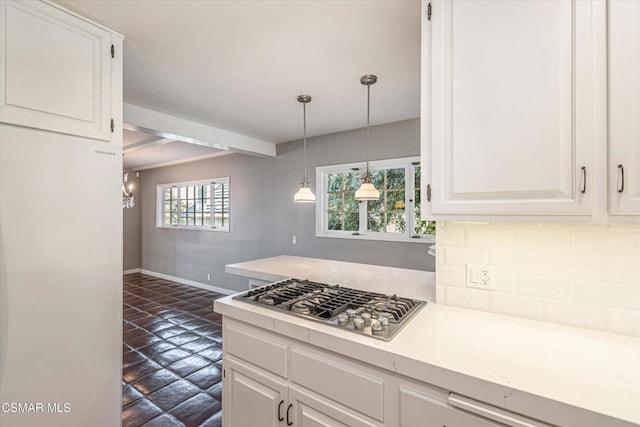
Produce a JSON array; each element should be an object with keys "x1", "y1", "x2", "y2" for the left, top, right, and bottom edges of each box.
[
  {"x1": 293, "y1": 94, "x2": 316, "y2": 203},
  {"x1": 355, "y1": 74, "x2": 380, "y2": 200}
]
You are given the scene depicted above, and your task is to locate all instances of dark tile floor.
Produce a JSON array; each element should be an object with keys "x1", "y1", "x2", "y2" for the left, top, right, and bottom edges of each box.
[{"x1": 122, "y1": 273, "x2": 225, "y2": 427}]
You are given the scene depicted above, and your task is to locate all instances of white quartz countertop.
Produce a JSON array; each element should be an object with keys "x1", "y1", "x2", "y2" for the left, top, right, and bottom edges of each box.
[
  {"x1": 218, "y1": 256, "x2": 640, "y2": 426},
  {"x1": 225, "y1": 255, "x2": 436, "y2": 301}
]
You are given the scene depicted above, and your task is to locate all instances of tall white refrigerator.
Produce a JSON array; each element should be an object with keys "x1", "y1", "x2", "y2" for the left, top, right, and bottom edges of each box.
[{"x1": 0, "y1": 0, "x2": 124, "y2": 426}]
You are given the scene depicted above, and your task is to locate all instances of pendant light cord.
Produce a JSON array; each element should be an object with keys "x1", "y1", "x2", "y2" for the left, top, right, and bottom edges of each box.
[
  {"x1": 366, "y1": 83, "x2": 371, "y2": 177},
  {"x1": 303, "y1": 101, "x2": 308, "y2": 182}
]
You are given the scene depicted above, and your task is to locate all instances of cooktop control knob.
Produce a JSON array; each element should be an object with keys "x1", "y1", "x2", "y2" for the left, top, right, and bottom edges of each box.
[
  {"x1": 378, "y1": 316, "x2": 389, "y2": 327},
  {"x1": 346, "y1": 309, "x2": 356, "y2": 318},
  {"x1": 361, "y1": 312, "x2": 371, "y2": 326},
  {"x1": 354, "y1": 318, "x2": 364, "y2": 330},
  {"x1": 371, "y1": 320, "x2": 383, "y2": 336},
  {"x1": 338, "y1": 313, "x2": 348, "y2": 324}
]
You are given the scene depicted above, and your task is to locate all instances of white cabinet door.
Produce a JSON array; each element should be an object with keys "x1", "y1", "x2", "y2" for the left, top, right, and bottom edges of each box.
[
  {"x1": 423, "y1": 0, "x2": 601, "y2": 217},
  {"x1": 223, "y1": 356, "x2": 288, "y2": 427},
  {"x1": 0, "y1": 0, "x2": 113, "y2": 141},
  {"x1": 608, "y1": 0, "x2": 640, "y2": 216}
]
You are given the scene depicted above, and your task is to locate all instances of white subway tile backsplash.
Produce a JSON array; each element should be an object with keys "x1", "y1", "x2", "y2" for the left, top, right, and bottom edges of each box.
[
  {"x1": 542, "y1": 300, "x2": 607, "y2": 331},
  {"x1": 494, "y1": 272, "x2": 516, "y2": 293},
  {"x1": 608, "y1": 309, "x2": 640, "y2": 336},
  {"x1": 607, "y1": 223, "x2": 640, "y2": 232},
  {"x1": 437, "y1": 222, "x2": 640, "y2": 337},
  {"x1": 517, "y1": 275, "x2": 574, "y2": 300},
  {"x1": 444, "y1": 247, "x2": 489, "y2": 266},
  {"x1": 605, "y1": 232, "x2": 640, "y2": 255},
  {"x1": 541, "y1": 223, "x2": 607, "y2": 231},
  {"x1": 444, "y1": 287, "x2": 490, "y2": 311},
  {"x1": 436, "y1": 223, "x2": 465, "y2": 246},
  {"x1": 466, "y1": 228, "x2": 514, "y2": 249},
  {"x1": 575, "y1": 280, "x2": 640, "y2": 310},
  {"x1": 436, "y1": 266, "x2": 466, "y2": 287},
  {"x1": 542, "y1": 253, "x2": 605, "y2": 281},
  {"x1": 490, "y1": 292, "x2": 542, "y2": 320},
  {"x1": 605, "y1": 257, "x2": 640, "y2": 284},
  {"x1": 491, "y1": 250, "x2": 542, "y2": 274},
  {"x1": 571, "y1": 232, "x2": 605, "y2": 256},
  {"x1": 515, "y1": 230, "x2": 571, "y2": 253},
  {"x1": 490, "y1": 222, "x2": 540, "y2": 230}
]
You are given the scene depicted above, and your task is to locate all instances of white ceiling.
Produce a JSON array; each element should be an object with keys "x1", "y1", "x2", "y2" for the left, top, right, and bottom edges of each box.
[{"x1": 57, "y1": 0, "x2": 421, "y2": 144}]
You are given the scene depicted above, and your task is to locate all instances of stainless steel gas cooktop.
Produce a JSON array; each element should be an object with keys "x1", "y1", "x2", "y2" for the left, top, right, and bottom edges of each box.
[{"x1": 234, "y1": 278, "x2": 427, "y2": 341}]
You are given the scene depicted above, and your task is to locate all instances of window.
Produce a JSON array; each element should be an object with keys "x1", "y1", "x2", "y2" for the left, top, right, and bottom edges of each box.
[
  {"x1": 316, "y1": 157, "x2": 434, "y2": 242},
  {"x1": 156, "y1": 178, "x2": 230, "y2": 231}
]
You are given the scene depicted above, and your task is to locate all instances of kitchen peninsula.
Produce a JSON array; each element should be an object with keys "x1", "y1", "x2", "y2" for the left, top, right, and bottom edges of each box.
[{"x1": 215, "y1": 256, "x2": 639, "y2": 427}]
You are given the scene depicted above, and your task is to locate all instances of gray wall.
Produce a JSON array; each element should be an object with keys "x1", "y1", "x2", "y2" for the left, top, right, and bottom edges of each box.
[
  {"x1": 136, "y1": 118, "x2": 434, "y2": 292},
  {"x1": 123, "y1": 169, "x2": 141, "y2": 270}
]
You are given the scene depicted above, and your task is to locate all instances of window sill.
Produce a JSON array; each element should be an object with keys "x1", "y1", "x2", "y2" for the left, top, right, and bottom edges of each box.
[
  {"x1": 315, "y1": 232, "x2": 435, "y2": 244},
  {"x1": 156, "y1": 225, "x2": 229, "y2": 233}
]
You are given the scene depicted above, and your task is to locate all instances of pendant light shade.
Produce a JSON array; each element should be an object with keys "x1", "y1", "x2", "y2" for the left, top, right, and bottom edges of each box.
[
  {"x1": 355, "y1": 74, "x2": 380, "y2": 201},
  {"x1": 354, "y1": 181, "x2": 380, "y2": 200},
  {"x1": 294, "y1": 95, "x2": 315, "y2": 203},
  {"x1": 294, "y1": 186, "x2": 316, "y2": 203}
]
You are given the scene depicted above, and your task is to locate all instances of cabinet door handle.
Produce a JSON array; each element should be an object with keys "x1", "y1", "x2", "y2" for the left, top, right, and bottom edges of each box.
[
  {"x1": 618, "y1": 164, "x2": 624, "y2": 193},
  {"x1": 286, "y1": 403, "x2": 293, "y2": 426},
  {"x1": 580, "y1": 166, "x2": 587, "y2": 194},
  {"x1": 278, "y1": 400, "x2": 284, "y2": 422},
  {"x1": 426, "y1": 183, "x2": 432, "y2": 202}
]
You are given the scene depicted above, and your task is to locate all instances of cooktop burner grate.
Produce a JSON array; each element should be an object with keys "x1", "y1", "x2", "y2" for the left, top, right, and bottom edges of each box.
[{"x1": 234, "y1": 278, "x2": 427, "y2": 341}]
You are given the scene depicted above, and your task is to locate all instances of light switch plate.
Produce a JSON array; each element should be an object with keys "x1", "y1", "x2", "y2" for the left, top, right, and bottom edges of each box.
[{"x1": 466, "y1": 264, "x2": 495, "y2": 290}]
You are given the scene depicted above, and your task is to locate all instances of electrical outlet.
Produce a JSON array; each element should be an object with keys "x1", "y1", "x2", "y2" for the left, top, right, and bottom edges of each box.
[
  {"x1": 207, "y1": 273, "x2": 211, "y2": 281},
  {"x1": 292, "y1": 235, "x2": 297, "y2": 245},
  {"x1": 466, "y1": 264, "x2": 494, "y2": 290}
]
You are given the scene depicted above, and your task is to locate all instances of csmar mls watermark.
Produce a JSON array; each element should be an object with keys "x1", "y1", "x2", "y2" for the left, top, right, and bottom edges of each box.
[{"x1": 1, "y1": 402, "x2": 71, "y2": 414}]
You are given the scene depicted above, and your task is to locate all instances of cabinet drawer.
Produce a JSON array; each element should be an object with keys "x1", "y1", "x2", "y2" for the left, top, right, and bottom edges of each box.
[
  {"x1": 400, "y1": 387, "x2": 500, "y2": 427},
  {"x1": 290, "y1": 347, "x2": 385, "y2": 422},
  {"x1": 225, "y1": 322, "x2": 288, "y2": 378},
  {"x1": 400, "y1": 386, "x2": 553, "y2": 427}
]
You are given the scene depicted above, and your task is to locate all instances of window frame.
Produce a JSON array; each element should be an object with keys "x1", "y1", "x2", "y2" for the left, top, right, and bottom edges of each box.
[
  {"x1": 156, "y1": 177, "x2": 230, "y2": 232},
  {"x1": 315, "y1": 156, "x2": 434, "y2": 244}
]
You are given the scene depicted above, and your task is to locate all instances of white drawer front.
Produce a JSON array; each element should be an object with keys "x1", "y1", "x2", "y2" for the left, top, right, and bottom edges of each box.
[
  {"x1": 400, "y1": 386, "x2": 501, "y2": 427},
  {"x1": 290, "y1": 347, "x2": 385, "y2": 422},
  {"x1": 225, "y1": 322, "x2": 288, "y2": 378}
]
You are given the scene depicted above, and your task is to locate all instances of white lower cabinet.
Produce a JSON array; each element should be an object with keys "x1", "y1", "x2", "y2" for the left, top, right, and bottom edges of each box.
[
  {"x1": 221, "y1": 319, "x2": 553, "y2": 427},
  {"x1": 222, "y1": 319, "x2": 383, "y2": 427},
  {"x1": 224, "y1": 355, "x2": 288, "y2": 427}
]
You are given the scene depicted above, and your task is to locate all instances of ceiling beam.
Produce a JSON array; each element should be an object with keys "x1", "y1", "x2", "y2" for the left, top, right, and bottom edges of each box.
[
  {"x1": 124, "y1": 136, "x2": 175, "y2": 153},
  {"x1": 123, "y1": 103, "x2": 276, "y2": 158}
]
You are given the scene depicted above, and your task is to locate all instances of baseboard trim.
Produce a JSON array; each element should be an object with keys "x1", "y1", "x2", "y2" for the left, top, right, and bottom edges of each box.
[
  {"x1": 138, "y1": 269, "x2": 237, "y2": 295},
  {"x1": 123, "y1": 268, "x2": 141, "y2": 275}
]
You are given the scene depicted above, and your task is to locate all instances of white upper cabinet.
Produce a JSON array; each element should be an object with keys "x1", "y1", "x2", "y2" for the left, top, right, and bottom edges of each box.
[
  {"x1": 608, "y1": 0, "x2": 640, "y2": 217},
  {"x1": 422, "y1": 0, "x2": 603, "y2": 218},
  {"x1": 0, "y1": 0, "x2": 117, "y2": 141}
]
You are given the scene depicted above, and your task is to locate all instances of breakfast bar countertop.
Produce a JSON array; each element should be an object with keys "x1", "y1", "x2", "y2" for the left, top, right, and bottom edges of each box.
[{"x1": 225, "y1": 255, "x2": 436, "y2": 301}]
